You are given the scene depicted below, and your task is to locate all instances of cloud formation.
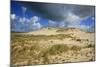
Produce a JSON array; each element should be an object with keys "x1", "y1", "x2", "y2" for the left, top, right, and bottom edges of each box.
[
  {"x1": 48, "y1": 20, "x2": 57, "y2": 27},
  {"x1": 30, "y1": 16, "x2": 40, "y2": 23},
  {"x1": 48, "y1": 12, "x2": 95, "y2": 32},
  {"x1": 30, "y1": 16, "x2": 42, "y2": 30},
  {"x1": 11, "y1": 14, "x2": 16, "y2": 20},
  {"x1": 65, "y1": 12, "x2": 81, "y2": 25},
  {"x1": 21, "y1": 1, "x2": 95, "y2": 21},
  {"x1": 11, "y1": 1, "x2": 95, "y2": 32},
  {"x1": 11, "y1": 14, "x2": 42, "y2": 32}
]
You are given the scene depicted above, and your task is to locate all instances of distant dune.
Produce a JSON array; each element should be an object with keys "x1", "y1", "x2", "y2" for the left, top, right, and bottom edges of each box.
[
  {"x1": 11, "y1": 28, "x2": 95, "y2": 66},
  {"x1": 22, "y1": 28, "x2": 90, "y2": 35}
]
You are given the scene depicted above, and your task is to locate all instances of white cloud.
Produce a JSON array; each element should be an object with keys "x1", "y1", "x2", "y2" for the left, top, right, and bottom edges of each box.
[
  {"x1": 30, "y1": 16, "x2": 39, "y2": 23},
  {"x1": 30, "y1": 16, "x2": 42, "y2": 30},
  {"x1": 19, "y1": 17, "x2": 26, "y2": 23},
  {"x1": 11, "y1": 14, "x2": 16, "y2": 20},
  {"x1": 78, "y1": 25, "x2": 90, "y2": 30},
  {"x1": 17, "y1": 16, "x2": 31, "y2": 23},
  {"x1": 65, "y1": 12, "x2": 81, "y2": 25},
  {"x1": 32, "y1": 22, "x2": 42, "y2": 30},
  {"x1": 48, "y1": 20, "x2": 57, "y2": 27},
  {"x1": 11, "y1": 14, "x2": 42, "y2": 31},
  {"x1": 78, "y1": 25, "x2": 93, "y2": 32},
  {"x1": 48, "y1": 12, "x2": 82, "y2": 29},
  {"x1": 67, "y1": 24, "x2": 92, "y2": 32},
  {"x1": 65, "y1": 15, "x2": 95, "y2": 32},
  {"x1": 59, "y1": 22, "x2": 66, "y2": 28}
]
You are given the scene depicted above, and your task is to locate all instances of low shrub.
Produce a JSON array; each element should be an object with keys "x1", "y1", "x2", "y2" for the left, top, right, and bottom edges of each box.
[{"x1": 70, "y1": 45, "x2": 81, "y2": 51}]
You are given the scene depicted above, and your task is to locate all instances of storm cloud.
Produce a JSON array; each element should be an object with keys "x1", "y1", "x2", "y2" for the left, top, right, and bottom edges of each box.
[
  {"x1": 11, "y1": 1, "x2": 95, "y2": 32},
  {"x1": 16, "y1": 1, "x2": 95, "y2": 21}
]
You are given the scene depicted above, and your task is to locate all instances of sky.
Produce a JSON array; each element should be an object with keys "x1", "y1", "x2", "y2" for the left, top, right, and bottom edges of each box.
[{"x1": 11, "y1": 1, "x2": 95, "y2": 32}]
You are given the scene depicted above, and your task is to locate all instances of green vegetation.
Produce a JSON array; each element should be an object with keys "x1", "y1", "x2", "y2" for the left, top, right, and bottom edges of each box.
[
  {"x1": 47, "y1": 44, "x2": 70, "y2": 55},
  {"x1": 86, "y1": 44, "x2": 95, "y2": 48},
  {"x1": 38, "y1": 44, "x2": 70, "y2": 64},
  {"x1": 70, "y1": 45, "x2": 81, "y2": 51}
]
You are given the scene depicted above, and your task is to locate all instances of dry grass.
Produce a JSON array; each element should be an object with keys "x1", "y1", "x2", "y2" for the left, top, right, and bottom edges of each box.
[
  {"x1": 11, "y1": 32, "x2": 95, "y2": 66},
  {"x1": 70, "y1": 46, "x2": 81, "y2": 51}
]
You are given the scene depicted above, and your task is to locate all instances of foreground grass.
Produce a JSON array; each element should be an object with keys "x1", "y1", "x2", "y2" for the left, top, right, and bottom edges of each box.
[{"x1": 11, "y1": 33, "x2": 95, "y2": 66}]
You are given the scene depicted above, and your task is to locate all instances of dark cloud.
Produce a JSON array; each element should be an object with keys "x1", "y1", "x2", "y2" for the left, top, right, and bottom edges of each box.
[
  {"x1": 72, "y1": 5, "x2": 95, "y2": 17},
  {"x1": 14, "y1": 1, "x2": 95, "y2": 21},
  {"x1": 11, "y1": 1, "x2": 95, "y2": 32}
]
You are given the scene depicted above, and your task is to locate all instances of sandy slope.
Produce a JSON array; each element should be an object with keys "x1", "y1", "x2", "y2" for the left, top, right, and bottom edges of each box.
[
  {"x1": 27, "y1": 28, "x2": 60, "y2": 35},
  {"x1": 11, "y1": 28, "x2": 95, "y2": 66},
  {"x1": 25, "y1": 28, "x2": 95, "y2": 47}
]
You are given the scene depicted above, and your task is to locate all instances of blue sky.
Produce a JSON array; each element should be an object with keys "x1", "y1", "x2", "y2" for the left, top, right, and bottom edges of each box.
[{"x1": 11, "y1": 1, "x2": 95, "y2": 32}]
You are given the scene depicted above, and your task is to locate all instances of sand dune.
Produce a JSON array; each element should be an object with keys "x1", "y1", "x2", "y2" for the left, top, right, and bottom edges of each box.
[{"x1": 11, "y1": 28, "x2": 95, "y2": 66}]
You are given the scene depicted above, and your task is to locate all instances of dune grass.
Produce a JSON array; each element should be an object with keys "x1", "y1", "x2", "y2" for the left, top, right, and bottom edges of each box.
[
  {"x1": 70, "y1": 45, "x2": 81, "y2": 51},
  {"x1": 11, "y1": 33, "x2": 74, "y2": 41},
  {"x1": 11, "y1": 32, "x2": 94, "y2": 65}
]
